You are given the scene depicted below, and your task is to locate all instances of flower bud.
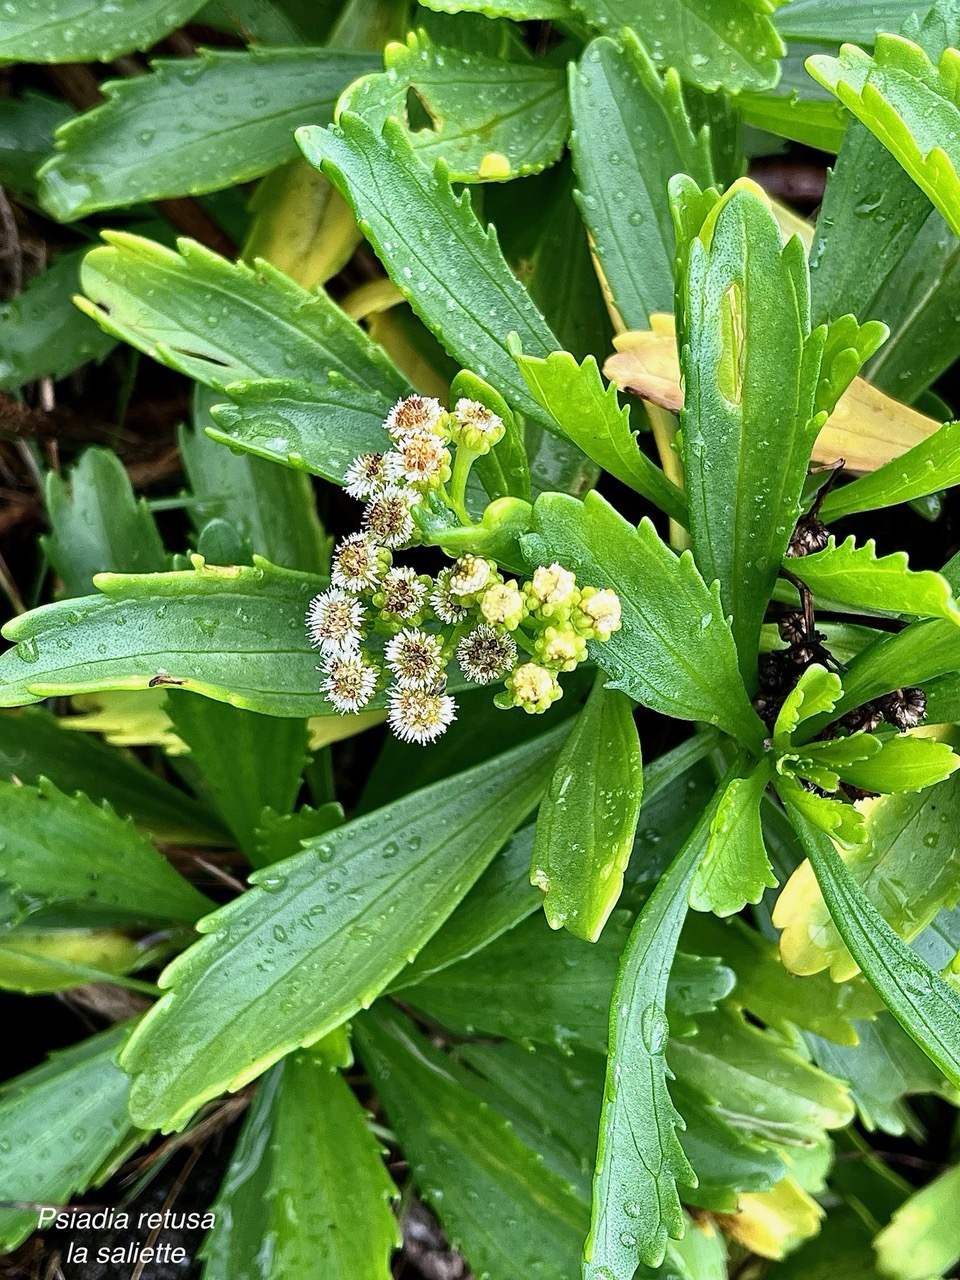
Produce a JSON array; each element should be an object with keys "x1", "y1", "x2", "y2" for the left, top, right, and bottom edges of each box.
[
  {"x1": 448, "y1": 398, "x2": 505, "y2": 454},
  {"x1": 535, "y1": 625, "x2": 587, "y2": 672},
  {"x1": 479, "y1": 580, "x2": 526, "y2": 631},
  {"x1": 500, "y1": 662, "x2": 563, "y2": 714},
  {"x1": 574, "y1": 587, "x2": 622, "y2": 640}
]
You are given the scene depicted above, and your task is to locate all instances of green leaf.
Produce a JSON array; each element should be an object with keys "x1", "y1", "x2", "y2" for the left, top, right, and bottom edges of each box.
[
  {"x1": 0, "y1": 706, "x2": 224, "y2": 844},
  {"x1": 0, "y1": 0, "x2": 206, "y2": 62},
  {"x1": 340, "y1": 30, "x2": 567, "y2": 182},
  {"x1": 201, "y1": 1054, "x2": 399, "y2": 1280},
  {"x1": 0, "y1": 91, "x2": 73, "y2": 197},
  {"x1": 689, "y1": 759, "x2": 776, "y2": 918},
  {"x1": 418, "y1": 0, "x2": 567, "y2": 18},
  {"x1": 120, "y1": 729, "x2": 562, "y2": 1131},
  {"x1": 787, "y1": 805, "x2": 960, "y2": 1091},
  {"x1": 298, "y1": 113, "x2": 561, "y2": 424},
  {"x1": 738, "y1": 89, "x2": 848, "y2": 152},
  {"x1": 874, "y1": 1161, "x2": 960, "y2": 1280},
  {"x1": 791, "y1": 537, "x2": 960, "y2": 623},
  {"x1": 166, "y1": 692, "x2": 309, "y2": 860},
  {"x1": 254, "y1": 802, "x2": 344, "y2": 865},
  {"x1": 773, "y1": 664, "x2": 843, "y2": 752},
  {"x1": 584, "y1": 791, "x2": 718, "y2": 1276},
  {"x1": 0, "y1": 1026, "x2": 145, "y2": 1252},
  {"x1": 830, "y1": 732, "x2": 960, "y2": 793},
  {"x1": 532, "y1": 676, "x2": 642, "y2": 942},
  {"x1": 0, "y1": 556, "x2": 334, "y2": 718},
  {"x1": 808, "y1": 35, "x2": 960, "y2": 240},
  {"x1": 523, "y1": 490, "x2": 764, "y2": 747},
  {"x1": 0, "y1": 777, "x2": 212, "y2": 929},
  {"x1": 568, "y1": 32, "x2": 715, "y2": 330},
  {"x1": 41, "y1": 447, "x2": 166, "y2": 598},
  {"x1": 773, "y1": 0, "x2": 934, "y2": 44},
  {"x1": 0, "y1": 252, "x2": 115, "y2": 391},
  {"x1": 0, "y1": 928, "x2": 147, "y2": 994},
  {"x1": 512, "y1": 345, "x2": 686, "y2": 521},
  {"x1": 356, "y1": 1003, "x2": 588, "y2": 1280},
  {"x1": 776, "y1": 772, "x2": 960, "y2": 981},
  {"x1": 775, "y1": 770, "x2": 867, "y2": 848},
  {"x1": 38, "y1": 48, "x2": 377, "y2": 220},
  {"x1": 572, "y1": 0, "x2": 784, "y2": 92},
  {"x1": 820, "y1": 419, "x2": 960, "y2": 521},
  {"x1": 680, "y1": 184, "x2": 881, "y2": 672}
]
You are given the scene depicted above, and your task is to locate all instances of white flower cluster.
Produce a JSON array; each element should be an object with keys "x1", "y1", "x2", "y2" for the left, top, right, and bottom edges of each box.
[{"x1": 306, "y1": 395, "x2": 622, "y2": 745}]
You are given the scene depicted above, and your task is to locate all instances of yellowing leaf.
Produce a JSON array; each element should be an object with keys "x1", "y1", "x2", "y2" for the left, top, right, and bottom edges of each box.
[
  {"x1": 718, "y1": 1177, "x2": 824, "y2": 1260},
  {"x1": 604, "y1": 316, "x2": 941, "y2": 473}
]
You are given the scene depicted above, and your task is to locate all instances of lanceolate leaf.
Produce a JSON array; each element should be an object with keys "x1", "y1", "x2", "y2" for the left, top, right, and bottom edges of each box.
[
  {"x1": 792, "y1": 536, "x2": 960, "y2": 623},
  {"x1": 0, "y1": 1026, "x2": 145, "y2": 1251},
  {"x1": 0, "y1": 557, "x2": 331, "y2": 718},
  {"x1": 298, "y1": 113, "x2": 561, "y2": 425},
  {"x1": 0, "y1": 0, "x2": 206, "y2": 63},
  {"x1": 820, "y1": 419, "x2": 960, "y2": 522},
  {"x1": 524, "y1": 491, "x2": 764, "y2": 747},
  {"x1": 356, "y1": 1004, "x2": 589, "y2": 1280},
  {"x1": 120, "y1": 730, "x2": 563, "y2": 1131},
  {"x1": 201, "y1": 1055, "x2": 399, "y2": 1280},
  {"x1": 39, "y1": 49, "x2": 377, "y2": 220},
  {"x1": 532, "y1": 676, "x2": 643, "y2": 941},
  {"x1": 568, "y1": 33, "x2": 715, "y2": 330},
  {"x1": 585, "y1": 789, "x2": 719, "y2": 1277},
  {"x1": 0, "y1": 778, "x2": 212, "y2": 929},
  {"x1": 787, "y1": 806, "x2": 960, "y2": 1090},
  {"x1": 340, "y1": 31, "x2": 568, "y2": 182},
  {"x1": 808, "y1": 35, "x2": 960, "y2": 240},
  {"x1": 689, "y1": 759, "x2": 776, "y2": 918},
  {"x1": 512, "y1": 345, "x2": 686, "y2": 521},
  {"x1": 571, "y1": 0, "x2": 784, "y2": 93}
]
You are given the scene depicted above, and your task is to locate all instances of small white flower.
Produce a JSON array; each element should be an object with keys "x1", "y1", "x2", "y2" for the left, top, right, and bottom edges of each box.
[
  {"x1": 386, "y1": 430, "x2": 451, "y2": 488},
  {"x1": 343, "y1": 452, "x2": 390, "y2": 500},
  {"x1": 384, "y1": 627, "x2": 445, "y2": 689},
  {"x1": 449, "y1": 554, "x2": 493, "y2": 599},
  {"x1": 452, "y1": 398, "x2": 504, "y2": 452},
  {"x1": 385, "y1": 394, "x2": 445, "y2": 441},
  {"x1": 387, "y1": 686, "x2": 458, "y2": 744},
  {"x1": 320, "y1": 655, "x2": 379, "y2": 712},
  {"x1": 362, "y1": 485, "x2": 420, "y2": 549},
  {"x1": 306, "y1": 588, "x2": 365, "y2": 655},
  {"x1": 530, "y1": 562, "x2": 578, "y2": 608},
  {"x1": 331, "y1": 533, "x2": 388, "y2": 593},
  {"x1": 578, "y1": 588, "x2": 622, "y2": 639},
  {"x1": 457, "y1": 625, "x2": 517, "y2": 685},
  {"x1": 379, "y1": 566, "x2": 428, "y2": 620},
  {"x1": 430, "y1": 567, "x2": 471, "y2": 624}
]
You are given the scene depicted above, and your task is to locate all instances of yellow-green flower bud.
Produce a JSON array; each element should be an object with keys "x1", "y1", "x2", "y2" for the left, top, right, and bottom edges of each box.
[
  {"x1": 479, "y1": 579, "x2": 526, "y2": 630},
  {"x1": 502, "y1": 662, "x2": 563, "y2": 714},
  {"x1": 525, "y1": 561, "x2": 580, "y2": 619},
  {"x1": 449, "y1": 398, "x2": 505, "y2": 454},
  {"x1": 575, "y1": 587, "x2": 623, "y2": 640},
  {"x1": 535, "y1": 624, "x2": 587, "y2": 672},
  {"x1": 448, "y1": 554, "x2": 498, "y2": 604}
]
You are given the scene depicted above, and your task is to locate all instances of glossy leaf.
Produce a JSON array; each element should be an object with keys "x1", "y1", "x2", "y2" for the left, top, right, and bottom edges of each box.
[
  {"x1": 0, "y1": 91, "x2": 72, "y2": 197},
  {"x1": 572, "y1": 0, "x2": 784, "y2": 93},
  {"x1": 787, "y1": 805, "x2": 960, "y2": 1090},
  {"x1": 418, "y1": 0, "x2": 567, "y2": 19},
  {"x1": 689, "y1": 759, "x2": 776, "y2": 918},
  {"x1": 39, "y1": 48, "x2": 377, "y2": 219},
  {"x1": 524, "y1": 490, "x2": 765, "y2": 747},
  {"x1": 512, "y1": 345, "x2": 686, "y2": 521},
  {"x1": 0, "y1": 928, "x2": 148, "y2": 994},
  {"x1": 340, "y1": 31, "x2": 567, "y2": 182},
  {"x1": 0, "y1": 557, "x2": 332, "y2": 718},
  {"x1": 298, "y1": 113, "x2": 561, "y2": 424},
  {"x1": 0, "y1": 0, "x2": 206, "y2": 62},
  {"x1": 532, "y1": 676, "x2": 642, "y2": 941},
  {"x1": 793, "y1": 536, "x2": 960, "y2": 623},
  {"x1": 0, "y1": 777, "x2": 212, "y2": 929},
  {"x1": 819, "y1": 419, "x2": 960, "y2": 521},
  {"x1": 808, "y1": 35, "x2": 960, "y2": 240},
  {"x1": 774, "y1": 0, "x2": 935, "y2": 44},
  {"x1": 120, "y1": 730, "x2": 562, "y2": 1130},
  {"x1": 356, "y1": 1004, "x2": 588, "y2": 1280},
  {"x1": 568, "y1": 33, "x2": 715, "y2": 330},
  {"x1": 201, "y1": 1054, "x2": 399, "y2": 1280},
  {"x1": 0, "y1": 1026, "x2": 144, "y2": 1251}
]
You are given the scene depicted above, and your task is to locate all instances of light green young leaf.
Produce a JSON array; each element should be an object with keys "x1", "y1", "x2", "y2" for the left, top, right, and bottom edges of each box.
[
  {"x1": 0, "y1": 777, "x2": 212, "y2": 929},
  {"x1": 792, "y1": 536, "x2": 960, "y2": 623},
  {"x1": 339, "y1": 30, "x2": 567, "y2": 182},
  {"x1": 201, "y1": 1054, "x2": 399, "y2": 1280},
  {"x1": 584, "y1": 789, "x2": 719, "y2": 1276},
  {"x1": 120, "y1": 730, "x2": 563, "y2": 1131},
  {"x1": 787, "y1": 805, "x2": 960, "y2": 1090},
  {"x1": 0, "y1": 928, "x2": 148, "y2": 995},
  {"x1": 42, "y1": 447, "x2": 167, "y2": 598},
  {"x1": 0, "y1": 0, "x2": 206, "y2": 62},
  {"x1": 418, "y1": 0, "x2": 567, "y2": 19},
  {"x1": 523, "y1": 491, "x2": 764, "y2": 747},
  {"x1": 0, "y1": 557, "x2": 331, "y2": 718},
  {"x1": 298, "y1": 113, "x2": 561, "y2": 424},
  {"x1": 775, "y1": 771, "x2": 867, "y2": 848},
  {"x1": 165, "y1": 692, "x2": 309, "y2": 861},
  {"x1": 39, "y1": 48, "x2": 377, "y2": 220},
  {"x1": 773, "y1": 664, "x2": 843, "y2": 752},
  {"x1": 831, "y1": 732, "x2": 960, "y2": 794},
  {"x1": 356, "y1": 1004, "x2": 588, "y2": 1280},
  {"x1": 571, "y1": 0, "x2": 784, "y2": 93},
  {"x1": 0, "y1": 252, "x2": 114, "y2": 391},
  {"x1": 512, "y1": 345, "x2": 686, "y2": 521},
  {"x1": 820, "y1": 419, "x2": 960, "y2": 522},
  {"x1": 808, "y1": 35, "x2": 960, "y2": 240},
  {"x1": 738, "y1": 90, "x2": 848, "y2": 152},
  {"x1": 874, "y1": 1160, "x2": 960, "y2": 1280},
  {"x1": 568, "y1": 32, "x2": 715, "y2": 330},
  {"x1": 689, "y1": 759, "x2": 776, "y2": 918},
  {"x1": 0, "y1": 1026, "x2": 145, "y2": 1251},
  {"x1": 532, "y1": 676, "x2": 642, "y2": 942}
]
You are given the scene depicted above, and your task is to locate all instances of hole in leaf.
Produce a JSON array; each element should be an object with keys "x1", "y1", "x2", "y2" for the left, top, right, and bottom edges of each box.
[{"x1": 405, "y1": 86, "x2": 438, "y2": 133}]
